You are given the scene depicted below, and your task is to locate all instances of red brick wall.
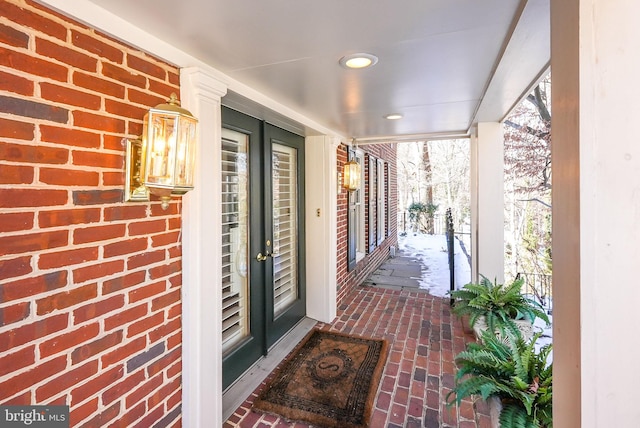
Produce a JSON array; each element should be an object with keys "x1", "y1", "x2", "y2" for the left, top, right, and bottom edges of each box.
[
  {"x1": 0, "y1": 1, "x2": 182, "y2": 426},
  {"x1": 336, "y1": 143, "x2": 398, "y2": 304}
]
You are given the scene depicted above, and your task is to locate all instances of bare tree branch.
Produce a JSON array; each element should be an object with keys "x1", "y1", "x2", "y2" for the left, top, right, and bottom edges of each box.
[
  {"x1": 517, "y1": 198, "x2": 552, "y2": 209},
  {"x1": 526, "y1": 85, "x2": 551, "y2": 123},
  {"x1": 504, "y1": 120, "x2": 550, "y2": 140}
]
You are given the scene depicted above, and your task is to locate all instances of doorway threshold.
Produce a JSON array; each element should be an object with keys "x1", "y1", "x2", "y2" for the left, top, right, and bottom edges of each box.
[{"x1": 222, "y1": 317, "x2": 317, "y2": 421}]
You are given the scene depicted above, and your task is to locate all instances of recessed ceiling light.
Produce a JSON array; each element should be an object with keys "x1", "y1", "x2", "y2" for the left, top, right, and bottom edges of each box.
[
  {"x1": 384, "y1": 113, "x2": 403, "y2": 120},
  {"x1": 339, "y1": 53, "x2": 379, "y2": 69}
]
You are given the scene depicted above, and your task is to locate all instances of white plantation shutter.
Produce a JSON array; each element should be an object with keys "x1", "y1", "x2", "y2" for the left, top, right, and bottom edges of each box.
[
  {"x1": 221, "y1": 129, "x2": 250, "y2": 353},
  {"x1": 272, "y1": 144, "x2": 298, "y2": 316}
]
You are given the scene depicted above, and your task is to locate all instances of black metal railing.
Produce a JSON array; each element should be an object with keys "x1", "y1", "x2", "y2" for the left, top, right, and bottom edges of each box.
[
  {"x1": 516, "y1": 272, "x2": 553, "y2": 314},
  {"x1": 446, "y1": 208, "x2": 455, "y2": 306}
]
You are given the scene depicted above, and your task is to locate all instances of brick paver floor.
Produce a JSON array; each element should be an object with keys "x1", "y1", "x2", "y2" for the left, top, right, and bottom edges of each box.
[{"x1": 224, "y1": 286, "x2": 492, "y2": 427}]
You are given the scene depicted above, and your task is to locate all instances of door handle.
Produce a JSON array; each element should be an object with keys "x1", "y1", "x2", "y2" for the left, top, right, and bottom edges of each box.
[
  {"x1": 257, "y1": 238, "x2": 276, "y2": 261},
  {"x1": 256, "y1": 251, "x2": 278, "y2": 261}
]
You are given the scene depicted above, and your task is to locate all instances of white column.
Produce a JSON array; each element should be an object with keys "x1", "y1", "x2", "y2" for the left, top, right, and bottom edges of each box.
[
  {"x1": 179, "y1": 67, "x2": 228, "y2": 428},
  {"x1": 470, "y1": 122, "x2": 505, "y2": 284},
  {"x1": 552, "y1": 1, "x2": 640, "y2": 427},
  {"x1": 304, "y1": 136, "x2": 339, "y2": 323},
  {"x1": 469, "y1": 130, "x2": 479, "y2": 283}
]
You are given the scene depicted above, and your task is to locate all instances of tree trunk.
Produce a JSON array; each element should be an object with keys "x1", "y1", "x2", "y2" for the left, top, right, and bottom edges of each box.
[{"x1": 421, "y1": 141, "x2": 434, "y2": 234}]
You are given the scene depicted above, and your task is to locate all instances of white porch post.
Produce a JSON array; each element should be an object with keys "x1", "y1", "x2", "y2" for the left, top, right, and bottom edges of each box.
[
  {"x1": 304, "y1": 136, "x2": 339, "y2": 323},
  {"x1": 552, "y1": 1, "x2": 640, "y2": 426},
  {"x1": 179, "y1": 68, "x2": 228, "y2": 428},
  {"x1": 470, "y1": 122, "x2": 505, "y2": 284}
]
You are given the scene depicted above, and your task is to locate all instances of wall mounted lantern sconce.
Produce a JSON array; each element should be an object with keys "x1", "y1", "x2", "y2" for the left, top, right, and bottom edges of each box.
[
  {"x1": 125, "y1": 93, "x2": 198, "y2": 209},
  {"x1": 342, "y1": 159, "x2": 361, "y2": 191}
]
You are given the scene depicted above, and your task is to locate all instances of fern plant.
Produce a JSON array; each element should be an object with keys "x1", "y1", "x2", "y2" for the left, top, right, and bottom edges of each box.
[
  {"x1": 450, "y1": 275, "x2": 549, "y2": 334},
  {"x1": 447, "y1": 329, "x2": 553, "y2": 428}
]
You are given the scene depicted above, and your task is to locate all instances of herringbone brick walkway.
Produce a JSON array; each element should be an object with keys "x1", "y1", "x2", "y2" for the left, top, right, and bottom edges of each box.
[{"x1": 224, "y1": 286, "x2": 491, "y2": 427}]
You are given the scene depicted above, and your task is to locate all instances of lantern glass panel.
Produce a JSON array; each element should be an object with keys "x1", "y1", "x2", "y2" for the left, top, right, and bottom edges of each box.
[
  {"x1": 144, "y1": 111, "x2": 178, "y2": 187},
  {"x1": 174, "y1": 115, "x2": 197, "y2": 189},
  {"x1": 344, "y1": 161, "x2": 361, "y2": 190}
]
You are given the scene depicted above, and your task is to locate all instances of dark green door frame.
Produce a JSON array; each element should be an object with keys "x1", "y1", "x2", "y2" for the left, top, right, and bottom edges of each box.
[
  {"x1": 221, "y1": 107, "x2": 306, "y2": 390},
  {"x1": 263, "y1": 124, "x2": 306, "y2": 348}
]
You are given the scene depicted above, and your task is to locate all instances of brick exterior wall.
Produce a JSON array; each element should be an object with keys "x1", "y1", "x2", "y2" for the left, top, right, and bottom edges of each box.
[
  {"x1": 0, "y1": 1, "x2": 182, "y2": 426},
  {"x1": 336, "y1": 143, "x2": 398, "y2": 304}
]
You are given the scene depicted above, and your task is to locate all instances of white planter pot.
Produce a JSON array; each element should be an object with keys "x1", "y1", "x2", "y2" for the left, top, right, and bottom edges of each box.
[{"x1": 472, "y1": 316, "x2": 534, "y2": 342}]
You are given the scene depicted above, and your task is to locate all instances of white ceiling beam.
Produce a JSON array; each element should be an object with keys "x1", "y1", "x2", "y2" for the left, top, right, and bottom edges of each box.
[{"x1": 472, "y1": 0, "x2": 551, "y2": 125}]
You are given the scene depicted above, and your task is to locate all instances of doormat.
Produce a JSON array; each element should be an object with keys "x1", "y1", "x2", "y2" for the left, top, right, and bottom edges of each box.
[{"x1": 253, "y1": 329, "x2": 388, "y2": 428}]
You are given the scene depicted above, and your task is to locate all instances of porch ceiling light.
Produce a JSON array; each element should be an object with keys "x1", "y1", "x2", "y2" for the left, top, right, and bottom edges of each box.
[
  {"x1": 339, "y1": 53, "x2": 378, "y2": 69},
  {"x1": 343, "y1": 159, "x2": 361, "y2": 191},
  {"x1": 125, "y1": 93, "x2": 198, "y2": 210},
  {"x1": 384, "y1": 113, "x2": 403, "y2": 120}
]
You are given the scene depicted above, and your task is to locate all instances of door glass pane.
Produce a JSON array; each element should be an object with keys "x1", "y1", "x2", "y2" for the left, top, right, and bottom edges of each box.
[
  {"x1": 272, "y1": 143, "x2": 298, "y2": 317},
  {"x1": 221, "y1": 129, "x2": 250, "y2": 354}
]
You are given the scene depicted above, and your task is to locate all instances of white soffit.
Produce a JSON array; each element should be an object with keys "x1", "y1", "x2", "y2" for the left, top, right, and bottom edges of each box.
[{"x1": 38, "y1": 0, "x2": 549, "y2": 140}]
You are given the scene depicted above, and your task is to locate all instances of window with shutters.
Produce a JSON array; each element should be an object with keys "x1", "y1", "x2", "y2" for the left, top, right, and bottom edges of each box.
[
  {"x1": 385, "y1": 162, "x2": 390, "y2": 239},
  {"x1": 377, "y1": 159, "x2": 386, "y2": 244},
  {"x1": 347, "y1": 148, "x2": 365, "y2": 271},
  {"x1": 354, "y1": 150, "x2": 366, "y2": 260},
  {"x1": 368, "y1": 154, "x2": 377, "y2": 253},
  {"x1": 348, "y1": 149, "x2": 389, "y2": 270}
]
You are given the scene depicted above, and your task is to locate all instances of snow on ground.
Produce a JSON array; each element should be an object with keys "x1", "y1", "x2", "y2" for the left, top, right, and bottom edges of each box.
[
  {"x1": 398, "y1": 232, "x2": 470, "y2": 297},
  {"x1": 398, "y1": 232, "x2": 553, "y2": 359}
]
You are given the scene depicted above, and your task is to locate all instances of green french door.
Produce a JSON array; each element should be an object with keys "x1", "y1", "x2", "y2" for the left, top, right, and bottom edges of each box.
[{"x1": 221, "y1": 107, "x2": 306, "y2": 389}]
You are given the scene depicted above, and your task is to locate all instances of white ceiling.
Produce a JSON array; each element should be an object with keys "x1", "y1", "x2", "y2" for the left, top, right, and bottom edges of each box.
[{"x1": 81, "y1": 0, "x2": 550, "y2": 141}]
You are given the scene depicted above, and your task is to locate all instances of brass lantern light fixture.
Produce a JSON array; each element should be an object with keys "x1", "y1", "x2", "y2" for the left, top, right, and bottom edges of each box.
[
  {"x1": 125, "y1": 93, "x2": 198, "y2": 209},
  {"x1": 342, "y1": 152, "x2": 361, "y2": 191}
]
